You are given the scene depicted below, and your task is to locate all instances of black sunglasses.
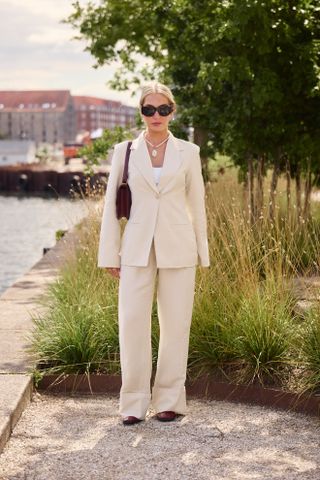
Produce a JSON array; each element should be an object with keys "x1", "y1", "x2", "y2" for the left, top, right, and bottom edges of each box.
[{"x1": 141, "y1": 104, "x2": 174, "y2": 117}]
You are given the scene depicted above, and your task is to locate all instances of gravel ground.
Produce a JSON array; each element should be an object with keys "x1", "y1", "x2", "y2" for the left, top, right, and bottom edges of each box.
[{"x1": 0, "y1": 392, "x2": 320, "y2": 480}]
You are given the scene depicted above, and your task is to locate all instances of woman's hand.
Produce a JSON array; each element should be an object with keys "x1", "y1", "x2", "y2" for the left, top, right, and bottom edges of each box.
[{"x1": 105, "y1": 267, "x2": 121, "y2": 279}]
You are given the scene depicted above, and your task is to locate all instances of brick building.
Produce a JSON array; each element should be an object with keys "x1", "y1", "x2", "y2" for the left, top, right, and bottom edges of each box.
[
  {"x1": 0, "y1": 90, "x2": 76, "y2": 145},
  {"x1": 73, "y1": 95, "x2": 136, "y2": 133},
  {"x1": 0, "y1": 90, "x2": 137, "y2": 145}
]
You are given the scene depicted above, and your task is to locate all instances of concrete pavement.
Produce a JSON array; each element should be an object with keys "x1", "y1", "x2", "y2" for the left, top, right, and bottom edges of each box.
[
  {"x1": 0, "y1": 229, "x2": 77, "y2": 453},
  {"x1": 1, "y1": 393, "x2": 320, "y2": 479}
]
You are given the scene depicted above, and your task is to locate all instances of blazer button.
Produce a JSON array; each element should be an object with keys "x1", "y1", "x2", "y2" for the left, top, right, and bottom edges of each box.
[{"x1": 155, "y1": 192, "x2": 160, "y2": 198}]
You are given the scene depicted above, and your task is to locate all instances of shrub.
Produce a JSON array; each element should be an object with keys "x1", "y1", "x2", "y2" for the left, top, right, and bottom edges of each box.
[
  {"x1": 234, "y1": 281, "x2": 297, "y2": 385},
  {"x1": 298, "y1": 308, "x2": 320, "y2": 393},
  {"x1": 28, "y1": 202, "x2": 120, "y2": 375}
]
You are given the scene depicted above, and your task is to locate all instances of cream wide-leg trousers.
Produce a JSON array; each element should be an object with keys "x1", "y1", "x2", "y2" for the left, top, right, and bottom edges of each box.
[{"x1": 118, "y1": 239, "x2": 196, "y2": 419}]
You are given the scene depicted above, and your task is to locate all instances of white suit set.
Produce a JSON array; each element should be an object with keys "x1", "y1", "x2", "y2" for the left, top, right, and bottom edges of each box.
[{"x1": 98, "y1": 130, "x2": 210, "y2": 419}]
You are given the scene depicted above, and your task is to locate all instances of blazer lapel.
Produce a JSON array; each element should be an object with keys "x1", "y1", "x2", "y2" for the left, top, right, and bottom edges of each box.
[
  {"x1": 130, "y1": 131, "x2": 158, "y2": 193},
  {"x1": 158, "y1": 132, "x2": 184, "y2": 192},
  {"x1": 130, "y1": 131, "x2": 184, "y2": 193}
]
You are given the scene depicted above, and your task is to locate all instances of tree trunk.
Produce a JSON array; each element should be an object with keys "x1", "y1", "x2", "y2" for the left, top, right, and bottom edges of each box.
[
  {"x1": 269, "y1": 154, "x2": 280, "y2": 222},
  {"x1": 193, "y1": 126, "x2": 209, "y2": 182},
  {"x1": 286, "y1": 157, "x2": 291, "y2": 217},
  {"x1": 256, "y1": 155, "x2": 264, "y2": 218},
  {"x1": 303, "y1": 164, "x2": 312, "y2": 220},
  {"x1": 247, "y1": 155, "x2": 255, "y2": 224},
  {"x1": 295, "y1": 165, "x2": 302, "y2": 221},
  {"x1": 242, "y1": 172, "x2": 249, "y2": 212}
]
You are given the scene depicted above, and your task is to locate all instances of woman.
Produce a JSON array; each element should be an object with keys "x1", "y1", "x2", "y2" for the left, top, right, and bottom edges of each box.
[{"x1": 98, "y1": 82, "x2": 210, "y2": 425}]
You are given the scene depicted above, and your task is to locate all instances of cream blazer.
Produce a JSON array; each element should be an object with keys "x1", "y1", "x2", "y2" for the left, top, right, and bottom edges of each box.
[{"x1": 97, "y1": 130, "x2": 210, "y2": 268}]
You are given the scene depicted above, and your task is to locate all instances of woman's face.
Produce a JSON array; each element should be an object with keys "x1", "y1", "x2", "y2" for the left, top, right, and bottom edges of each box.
[{"x1": 141, "y1": 93, "x2": 174, "y2": 135}]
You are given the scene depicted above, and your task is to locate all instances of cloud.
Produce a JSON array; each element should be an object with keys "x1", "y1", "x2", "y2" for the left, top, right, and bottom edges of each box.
[
  {"x1": 6, "y1": 0, "x2": 74, "y2": 20},
  {"x1": 0, "y1": 0, "x2": 142, "y2": 106},
  {"x1": 27, "y1": 27, "x2": 74, "y2": 47}
]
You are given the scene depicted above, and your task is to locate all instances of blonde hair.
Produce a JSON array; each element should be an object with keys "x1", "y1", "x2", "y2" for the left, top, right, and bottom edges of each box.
[{"x1": 139, "y1": 81, "x2": 176, "y2": 107}]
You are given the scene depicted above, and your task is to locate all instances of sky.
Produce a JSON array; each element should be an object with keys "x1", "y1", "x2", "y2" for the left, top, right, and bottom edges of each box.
[{"x1": 0, "y1": 0, "x2": 142, "y2": 106}]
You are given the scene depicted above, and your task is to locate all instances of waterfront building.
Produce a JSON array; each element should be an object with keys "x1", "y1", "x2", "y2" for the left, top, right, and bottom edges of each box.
[
  {"x1": 73, "y1": 95, "x2": 136, "y2": 133},
  {"x1": 0, "y1": 90, "x2": 137, "y2": 146},
  {"x1": 0, "y1": 90, "x2": 76, "y2": 145}
]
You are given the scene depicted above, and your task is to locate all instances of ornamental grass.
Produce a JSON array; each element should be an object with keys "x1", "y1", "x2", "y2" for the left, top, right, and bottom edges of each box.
[{"x1": 29, "y1": 169, "x2": 320, "y2": 393}]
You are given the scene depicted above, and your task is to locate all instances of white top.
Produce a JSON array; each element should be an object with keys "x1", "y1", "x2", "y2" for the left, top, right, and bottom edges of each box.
[{"x1": 152, "y1": 166, "x2": 163, "y2": 185}]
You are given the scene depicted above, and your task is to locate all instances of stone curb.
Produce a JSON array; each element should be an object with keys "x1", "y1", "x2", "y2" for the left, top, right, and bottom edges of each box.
[{"x1": 0, "y1": 375, "x2": 33, "y2": 453}]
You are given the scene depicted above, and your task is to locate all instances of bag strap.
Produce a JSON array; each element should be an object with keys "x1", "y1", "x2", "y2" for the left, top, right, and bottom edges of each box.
[{"x1": 122, "y1": 141, "x2": 132, "y2": 184}]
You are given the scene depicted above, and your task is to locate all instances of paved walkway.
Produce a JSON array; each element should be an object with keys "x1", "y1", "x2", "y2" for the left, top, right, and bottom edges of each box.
[
  {"x1": 0, "y1": 229, "x2": 77, "y2": 453},
  {"x1": 0, "y1": 393, "x2": 320, "y2": 479}
]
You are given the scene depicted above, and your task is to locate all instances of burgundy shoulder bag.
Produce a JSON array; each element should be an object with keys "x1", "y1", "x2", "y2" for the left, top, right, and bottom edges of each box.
[{"x1": 116, "y1": 141, "x2": 132, "y2": 220}]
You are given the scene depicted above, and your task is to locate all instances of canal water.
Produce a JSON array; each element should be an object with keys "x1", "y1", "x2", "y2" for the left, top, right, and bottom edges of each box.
[{"x1": 0, "y1": 195, "x2": 90, "y2": 295}]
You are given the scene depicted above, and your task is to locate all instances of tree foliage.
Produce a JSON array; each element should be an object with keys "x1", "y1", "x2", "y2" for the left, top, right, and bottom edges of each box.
[
  {"x1": 67, "y1": 0, "x2": 320, "y2": 215},
  {"x1": 80, "y1": 126, "x2": 132, "y2": 175}
]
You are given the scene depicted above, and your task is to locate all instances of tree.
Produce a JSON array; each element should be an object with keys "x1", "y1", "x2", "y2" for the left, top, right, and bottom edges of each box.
[
  {"x1": 67, "y1": 0, "x2": 320, "y2": 213},
  {"x1": 66, "y1": 0, "x2": 221, "y2": 179}
]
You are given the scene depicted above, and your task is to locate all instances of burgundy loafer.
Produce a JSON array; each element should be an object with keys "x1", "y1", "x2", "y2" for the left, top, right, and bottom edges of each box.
[
  {"x1": 122, "y1": 416, "x2": 142, "y2": 425},
  {"x1": 156, "y1": 411, "x2": 177, "y2": 422}
]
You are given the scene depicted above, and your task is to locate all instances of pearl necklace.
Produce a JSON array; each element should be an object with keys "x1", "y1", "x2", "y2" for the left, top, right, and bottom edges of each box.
[{"x1": 144, "y1": 133, "x2": 169, "y2": 157}]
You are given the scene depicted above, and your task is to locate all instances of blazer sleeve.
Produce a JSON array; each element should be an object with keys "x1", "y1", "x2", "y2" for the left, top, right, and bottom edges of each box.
[
  {"x1": 97, "y1": 144, "x2": 123, "y2": 268},
  {"x1": 185, "y1": 145, "x2": 210, "y2": 267}
]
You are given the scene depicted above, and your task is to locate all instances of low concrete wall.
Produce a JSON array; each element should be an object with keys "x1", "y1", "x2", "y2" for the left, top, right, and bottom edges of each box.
[{"x1": 0, "y1": 166, "x2": 107, "y2": 195}]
